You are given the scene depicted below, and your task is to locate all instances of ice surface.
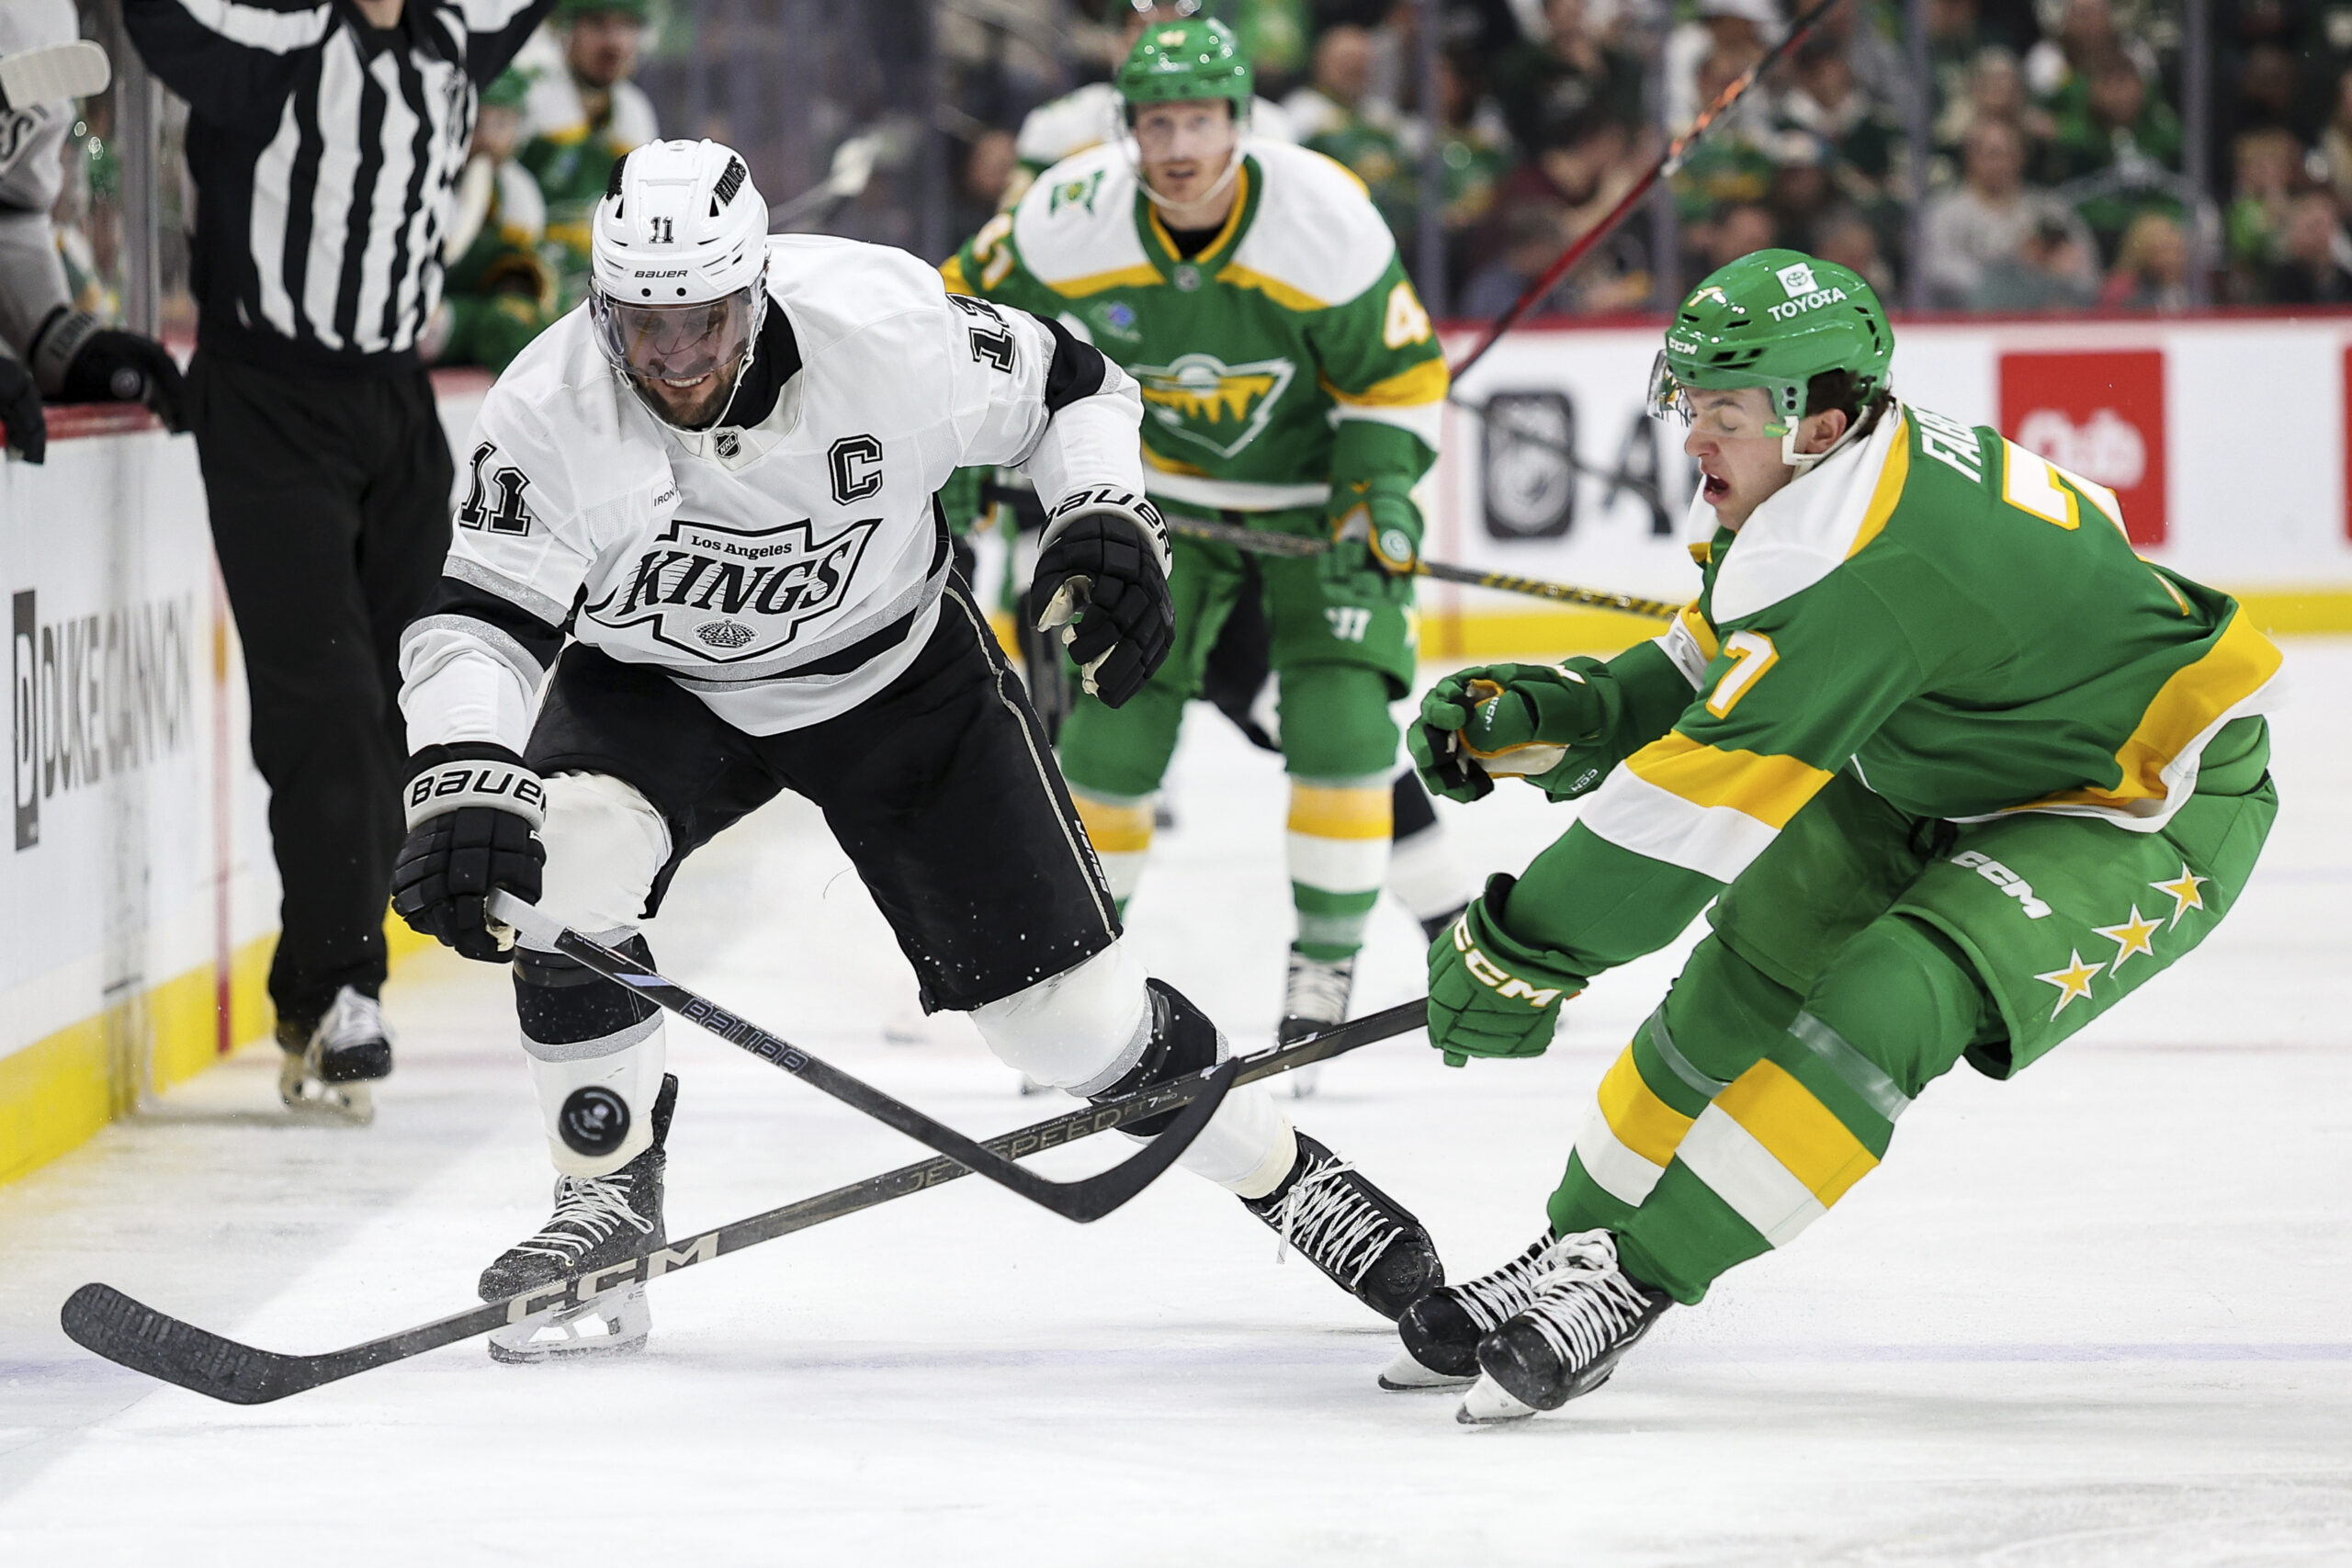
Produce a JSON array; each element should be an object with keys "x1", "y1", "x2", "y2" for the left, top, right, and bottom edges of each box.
[{"x1": 2, "y1": 646, "x2": 2346, "y2": 1567}]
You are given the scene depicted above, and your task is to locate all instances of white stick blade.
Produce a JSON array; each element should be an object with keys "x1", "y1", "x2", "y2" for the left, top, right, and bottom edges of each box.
[{"x1": 0, "y1": 40, "x2": 112, "y2": 110}]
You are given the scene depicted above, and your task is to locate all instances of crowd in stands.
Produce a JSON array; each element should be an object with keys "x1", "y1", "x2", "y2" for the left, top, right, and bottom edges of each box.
[
  {"x1": 69, "y1": 0, "x2": 2347, "y2": 356},
  {"x1": 933, "y1": 0, "x2": 2352, "y2": 314}
]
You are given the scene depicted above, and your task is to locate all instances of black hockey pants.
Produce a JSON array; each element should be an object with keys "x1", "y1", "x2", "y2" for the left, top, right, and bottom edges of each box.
[{"x1": 185, "y1": 351, "x2": 454, "y2": 1029}]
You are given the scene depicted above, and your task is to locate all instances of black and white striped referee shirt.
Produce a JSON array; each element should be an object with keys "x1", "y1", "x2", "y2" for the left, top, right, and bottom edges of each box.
[{"x1": 125, "y1": 0, "x2": 553, "y2": 373}]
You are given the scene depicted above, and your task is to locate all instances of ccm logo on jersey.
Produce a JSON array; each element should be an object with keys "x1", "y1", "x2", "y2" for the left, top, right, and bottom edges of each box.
[
  {"x1": 1452, "y1": 918, "x2": 1566, "y2": 1008},
  {"x1": 1951, "y1": 851, "x2": 2052, "y2": 919}
]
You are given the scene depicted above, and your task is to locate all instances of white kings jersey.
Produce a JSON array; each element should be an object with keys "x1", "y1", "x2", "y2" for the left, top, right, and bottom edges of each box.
[{"x1": 398, "y1": 233, "x2": 1152, "y2": 748}]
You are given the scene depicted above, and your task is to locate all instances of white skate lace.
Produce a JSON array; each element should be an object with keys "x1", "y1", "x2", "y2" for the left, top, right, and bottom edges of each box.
[
  {"x1": 1283, "y1": 953, "x2": 1353, "y2": 1026},
  {"x1": 1270, "y1": 1151, "x2": 1397, "y2": 1287},
  {"x1": 1520, "y1": 1231, "x2": 1656, "y2": 1372},
  {"x1": 512, "y1": 1172, "x2": 654, "y2": 1265},
  {"x1": 314, "y1": 986, "x2": 390, "y2": 1051},
  {"x1": 1447, "y1": 1231, "x2": 1577, "y2": 1336}
]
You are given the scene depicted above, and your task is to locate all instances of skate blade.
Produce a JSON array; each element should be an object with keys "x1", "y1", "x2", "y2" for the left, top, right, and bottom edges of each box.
[
  {"x1": 488, "y1": 1287, "x2": 650, "y2": 1362},
  {"x1": 1455, "y1": 1373, "x2": 1541, "y2": 1426},
  {"x1": 277, "y1": 1059, "x2": 375, "y2": 1125},
  {"x1": 1378, "y1": 1348, "x2": 1476, "y2": 1391}
]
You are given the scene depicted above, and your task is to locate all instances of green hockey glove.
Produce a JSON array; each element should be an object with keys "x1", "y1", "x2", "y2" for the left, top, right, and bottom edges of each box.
[
  {"x1": 1409, "y1": 661, "x2": 1613, "y2": 805},
  {"x1": 1427, "y1": 875, "x2": 1586, "y2": 1066},
  {"x1": 1320, "y1": 477, "x2": 1420, "y2": 608}
]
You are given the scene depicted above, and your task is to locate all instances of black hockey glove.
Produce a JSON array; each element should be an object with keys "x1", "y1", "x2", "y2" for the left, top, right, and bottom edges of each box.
[
  {"x1": 391, "y1": 745, "x2": 548, "y2": 963},
  {"x1": 1032, "y1": 494, "x2": 1173, "y2": 709},
  {"x1": 0, "y1": 356, "x2": 44, "y2": 464},
  {"x1": 60, "y1": 328, "x2": 189, "y2": 432}
]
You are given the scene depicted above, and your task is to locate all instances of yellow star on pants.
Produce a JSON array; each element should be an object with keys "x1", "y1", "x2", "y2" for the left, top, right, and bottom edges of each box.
[
  {"x1": 2091, "y1": 905, "x2": 2163, "y2": 974},
  {"x1": 2034, "y1": 950, "x2": 2102, "y2": 1020},
  {"x1": 2149, "y1": 863, "x2": 2208, "y2": 928}
]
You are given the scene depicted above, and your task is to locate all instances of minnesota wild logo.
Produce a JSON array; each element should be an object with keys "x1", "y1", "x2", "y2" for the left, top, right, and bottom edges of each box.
[
  {"x1": 1049, "y1": 170, "x2": 1104, "y2": 216},
  {"x1": 1131, "y1": 352, "x2": 1296, "y2": 460}
]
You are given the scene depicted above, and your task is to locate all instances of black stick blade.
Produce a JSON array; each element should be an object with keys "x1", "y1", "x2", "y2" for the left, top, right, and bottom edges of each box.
[
  {"x1": 1038, "y1": 1057, "x2": 1242, "y2": 1222},
  {"x1": 62, "y1": 1283, "x2": 307, "y2": 1405}
]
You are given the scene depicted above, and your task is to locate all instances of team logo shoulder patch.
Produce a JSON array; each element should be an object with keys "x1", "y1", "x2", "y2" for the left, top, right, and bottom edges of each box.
[
  {"x1": 1048, "y1": 170, "x2": 1104, "y2": 216},
  {"x1": 584, "y1": 514, "x2": 878, "y2": 663}
]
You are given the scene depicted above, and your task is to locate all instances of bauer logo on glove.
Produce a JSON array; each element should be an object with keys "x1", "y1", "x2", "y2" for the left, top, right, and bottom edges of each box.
[{"x1": 404, "y1": 761, "x2": 548, "y2": 827}]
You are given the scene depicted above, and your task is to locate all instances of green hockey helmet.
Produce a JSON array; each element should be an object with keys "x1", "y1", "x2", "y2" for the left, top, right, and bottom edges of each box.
[
  {"x1": 555, "y1": 0, "x2": 650, "y2": 21},
  {"x1": 1648, "y1": 248, "x2": 1893, "y2": 455},
  {"x1": 480, "y1": 67, "x2": 532, "y2": 112},
  {"x1": 1118, "y1": 17, "x2": 1252, "y2": 112}
]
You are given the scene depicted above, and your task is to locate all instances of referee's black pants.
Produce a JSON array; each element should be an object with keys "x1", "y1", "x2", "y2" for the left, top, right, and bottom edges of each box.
[{"x1": 185, "y1": 352, "x2": 454, "y2": 1033}]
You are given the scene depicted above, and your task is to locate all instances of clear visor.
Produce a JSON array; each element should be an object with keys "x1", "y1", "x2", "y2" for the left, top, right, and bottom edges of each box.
[
  {"x1": 590, "y1": 288, "x2": 758, "y2": 387},
  {"x1": 1645, "y1": 352, "x2": 1792, "y2": 439}
]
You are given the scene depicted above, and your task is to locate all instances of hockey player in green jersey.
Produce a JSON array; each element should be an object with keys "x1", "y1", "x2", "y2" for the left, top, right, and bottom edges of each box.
[
  {"x1": 1388, "y1": 249, "x2": 2282, "y2": 1424},
  {"x1": 999, "y1": 0, "x2": 1295, "y2": 215},
  {"x1": 428, "y1": 69, "x2": 560, "y2": 373},
  {"x1": 520, "y1": 0, "x2": 657, "y2": 307},
  {"x1": 944, "y1": 17, "x2": 1450, "y2": 1048}
]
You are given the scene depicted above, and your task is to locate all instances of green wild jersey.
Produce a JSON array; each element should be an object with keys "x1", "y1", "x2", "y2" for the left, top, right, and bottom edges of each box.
[
  {"x1": 944, "y1": 140, "x2": 1447, "y2": 513},
  {"x1": 1001, "y1": 84, "x2": 1297, "y2": 210},
  {"x1": 519, "y1": 71, "x2": 658, "y2": 298},
  {"x1": 1509, "y1": 400, "x2": 2285, "y2": 982}
]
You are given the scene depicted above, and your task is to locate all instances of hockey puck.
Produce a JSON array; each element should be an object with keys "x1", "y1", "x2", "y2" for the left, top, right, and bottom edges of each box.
[{"x1": 558, "y1": 1086, "x2": 631, "y2": 1156}]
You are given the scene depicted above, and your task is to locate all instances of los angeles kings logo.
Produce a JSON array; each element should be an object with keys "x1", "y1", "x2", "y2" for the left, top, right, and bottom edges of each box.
[{"x1": 583, "y1": 514, "x2": 878, "y2": 662}]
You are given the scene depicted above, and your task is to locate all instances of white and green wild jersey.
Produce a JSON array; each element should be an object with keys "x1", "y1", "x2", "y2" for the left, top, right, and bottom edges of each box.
[{"x1": 945, "y1": 140, "x2": 1446, "y2": 514}]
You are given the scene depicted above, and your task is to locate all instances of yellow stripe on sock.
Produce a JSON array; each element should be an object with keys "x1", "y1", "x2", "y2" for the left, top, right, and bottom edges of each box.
[
  {"x1": 1713, "y1": 1059, "x2": 1879, "y2": 1207},
  {"x1": 1073, "y1": 794, "x2": 1156, "y2": 855},
  {"x1": 1594, "y1": 1046, "x2": 1695, "y2": 1168},
  {"x1": 1287, "y1": 784, "x2": 1391, "y2": 840}
]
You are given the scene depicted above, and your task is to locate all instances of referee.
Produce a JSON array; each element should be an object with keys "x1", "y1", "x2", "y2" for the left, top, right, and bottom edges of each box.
[{"x1": 125, "y1": 0, "x2": 555, "y2": 1117}]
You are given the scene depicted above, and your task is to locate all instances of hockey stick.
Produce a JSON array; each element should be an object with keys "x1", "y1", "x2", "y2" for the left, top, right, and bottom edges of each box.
[
  {"x1": 482, "y1": 891, "x2": 1234, "y2": 1225},
  {"x1": 1446, "y1": 0, "x2": 1848, "y2": 384},
  {"x1": 767, "y1": 132, "x2": 882, "y2": 229},
  {"x1": 1166, "y1": 515, "x2": 1680, "y2": 619},
  {"x1": 0, "y1": 40, "x2": 110, "y2": 113},
  {"x1": 1444, "y1": 395, "x2": 1664, "y2": 512},
  {"x1": 61, "y1": 999, "x2": 1429, "y2": 1405}
]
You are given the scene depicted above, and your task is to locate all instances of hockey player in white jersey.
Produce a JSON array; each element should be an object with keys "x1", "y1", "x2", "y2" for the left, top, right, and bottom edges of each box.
[{"x1": 391, "y1": 140, "x2": 1442, "y2": 1359}]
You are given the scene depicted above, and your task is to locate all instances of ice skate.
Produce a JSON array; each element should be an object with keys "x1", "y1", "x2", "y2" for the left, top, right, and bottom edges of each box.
[
  {"x1": 1381, "y1": 1229, "x2": 1566, "y2": 1390},
  {"x1": 1275, "y1": 950, "x2": 1353, "y2": 1099},
  {"x1": 276, "y1": 986, "x2": 391, "y2": 1124},
  {"x1": 1243, "y1": 1133, "x2": 1442, "y2": 1320},
  {"x1": 482, "y1": 1076, "x2": 676, "y2": 1363},
  {"x1": 1455, "y1": 1230, "x2": 1670, "y2": 1424}
]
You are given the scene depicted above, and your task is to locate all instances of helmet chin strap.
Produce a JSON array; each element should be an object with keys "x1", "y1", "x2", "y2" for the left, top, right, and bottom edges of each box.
[
  {"x1": 1778, "y1": 392, "x2": 1883, "y2": 474},
  {"x1": 1126, "y1": 117, "x2": 1249, "y2": 215}
]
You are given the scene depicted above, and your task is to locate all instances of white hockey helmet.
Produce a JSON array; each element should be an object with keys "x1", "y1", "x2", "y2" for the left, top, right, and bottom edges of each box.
[{"x1": 588, "y1": 138, "x2": 771, "y2": 427}]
